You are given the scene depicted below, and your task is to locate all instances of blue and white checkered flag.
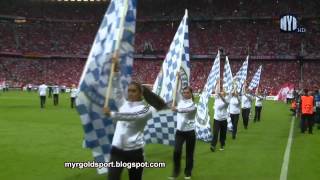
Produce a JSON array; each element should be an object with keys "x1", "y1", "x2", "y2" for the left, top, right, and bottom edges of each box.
[
  {"x1": 144, "y1": 110, "x2": 177, "y2": 145},
  {"x1": 145, "y1": 10, "x2": 190, "y2": 146},
  {"x1": 195, "y1": 51, "x2": 221, "y2": 142},
  {"x1": 75, "y1": 0, "x2": 136, "y2": 174},
  {"x1": 234, "y1": 56, "x2": 249, "y2": 93},
  {"x1": 223, "y1": 56, "x2": 233, "y2": 93},
  {"x1": 248, "y1": 65, "x2": 262, "y2": 91},
  {"x1": 158, "y1": 10, "x2": 189, "y2": 103}
]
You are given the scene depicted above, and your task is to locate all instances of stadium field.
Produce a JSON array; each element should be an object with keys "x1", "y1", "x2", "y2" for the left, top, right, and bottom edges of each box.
[{"x1": 0, "y1": 91, "x2": 319, "y2": 180}]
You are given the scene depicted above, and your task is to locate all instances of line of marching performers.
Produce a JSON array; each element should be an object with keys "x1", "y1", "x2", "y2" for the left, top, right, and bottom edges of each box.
[
  {"x1": 103, "y1": 64, "x2": 265, "y2": 180},
  {"x1": 209, "y1": 80, "x2": 264, "y2": 152}
]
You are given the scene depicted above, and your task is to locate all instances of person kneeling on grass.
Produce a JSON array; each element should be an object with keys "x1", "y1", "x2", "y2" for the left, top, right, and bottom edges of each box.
[
  {"x1": 104, "y1": 65, "x2": 166, "y2": 180},
  {"x1": 169, "y1": 86, "x2": 197, "y2": 180},
  {"x1": 290, "y1": 100, "x2": 297, "y2": 116}
]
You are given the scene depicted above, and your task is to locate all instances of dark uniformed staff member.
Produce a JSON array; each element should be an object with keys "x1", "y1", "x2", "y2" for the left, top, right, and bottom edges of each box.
[
  {"x1": 48, "y1": 85, "x2": 53, "y2": 98},
  {"x1": 314, "y1": 90, "x2": 320, "y2": 129},
  {"x1": 300, "y1": 89, "x2": 315, "y2": 134},
  {"x1": 104, "y1": 67, "x2": 166, "y2": 180},
  {"x1": 169, "y1": 86, "x2": 196, "y2": 180}
]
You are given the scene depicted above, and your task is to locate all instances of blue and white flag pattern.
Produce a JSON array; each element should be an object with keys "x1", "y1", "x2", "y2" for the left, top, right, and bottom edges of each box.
[
  {"x1": 145, "y1": 10, "x2": 190, "y2": 146},
  {"x1": 75, "y1": 0, "x2": 136, "y2": 174},
  {"x1": 223, "y1": 56, "x2": 233, "y2": 93},
  {"x1": 158, "y1": 10, "x2": 189, "y2": 103},
  {"x1": 144, "y1": 110, "x2": 177, "y2": 145},
  {"x1": 195, "y1": 51, "x2": 221, "y2": 142},
  {"x1": 234, "y1": 56, "x2": 249, "y2": 93},
  {"x1": 248, "y1": 65, "x2": 262, "y2": 91}
]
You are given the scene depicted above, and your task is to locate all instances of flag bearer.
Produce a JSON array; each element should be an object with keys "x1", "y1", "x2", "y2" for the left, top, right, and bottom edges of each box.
[
  {"x1": 229, "y1": 89, "x2": 241, "y2": 139},
  {"x1": 169, "y1": 86, "x2": 197, "y2": 180},
  {"x1": 104, "y1": 67, "x2": 167, "y2": 180},
  {"x1": 210, "y1": 83, "x2": 230, "y2": 152}
]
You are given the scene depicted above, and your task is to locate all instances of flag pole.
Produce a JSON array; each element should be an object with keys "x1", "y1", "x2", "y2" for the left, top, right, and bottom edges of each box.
[
  {"x1": 232, "y1": 80, "x2": 237, "y2": 94},
  {"x1": 172, "y1": 9, "x2": 188, "y2": 107},
  {"x1": 104, "y1": 0, "x2": 129, "y2": 108},
  {"x1": 255, "y1": 84, "x2": 259, "y2": 95},
  {"x1": 218, "y1": 76, "x2": 221, "y2": 94},
  {"x1": 172, "y1": 71, "x2": 180, "y2": 107}
]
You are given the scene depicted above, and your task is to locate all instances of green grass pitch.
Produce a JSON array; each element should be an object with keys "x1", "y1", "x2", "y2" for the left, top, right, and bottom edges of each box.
[{"x1": 0, "y1": 91, "x2": 320, "y2": 180}]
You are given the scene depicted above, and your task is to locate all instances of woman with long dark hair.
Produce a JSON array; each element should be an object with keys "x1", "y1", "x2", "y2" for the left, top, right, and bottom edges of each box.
[
  {"x1": 169, "y1": 86, "x2": 197, "y2": 180},
  {"x1": 104, "y1": 68, "x2": 167, "y2": 180}
]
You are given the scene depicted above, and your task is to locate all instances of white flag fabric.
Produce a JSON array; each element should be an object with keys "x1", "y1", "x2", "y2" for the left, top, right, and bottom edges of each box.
[
  {"x1": 155, "y1": 10, "x2": 189, "y2": 103},
  {"x1": 75, "y1": 0, "x2": 136, "y2": 174},
  {"x1": 248, "y1": 65, "x2": 262, "y2": 91},
  {"x1": 223, "y1": 56, "x2": 233, "y2": 93},
  {"x1": 195, "y1": 51, "x2": 221, "y2": 142},
  {"x1": 144, "y1": 10, "x2": 190, "y2": 146},
  {"x1": 234, "y1": 56, "x2": 249, "y2": 93}
]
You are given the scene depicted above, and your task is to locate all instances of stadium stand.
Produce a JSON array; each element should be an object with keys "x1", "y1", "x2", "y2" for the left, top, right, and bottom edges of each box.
[{"x1": 0, "y1": 0, "x2": 319, "y2": 93}]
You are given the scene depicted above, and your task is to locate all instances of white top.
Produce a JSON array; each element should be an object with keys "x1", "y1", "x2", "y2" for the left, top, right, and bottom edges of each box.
[
  {"x1": 110, "y1": 73, "x2": 153, "y2": 151},
  {"x1": 241, "y1": 94, "x2": 253, "y2": 109},
  {"x1": 255, "y1": 96, "x2": 263, "y2": 107},
  {"x1": 176, "y1": 98, "x2": 196, "y2": 132},
  {"x1": 214, "y1": 94, "x2": 229, "y2": 120},
  {"x1": 38, "y1": 84, "x2": 47, "y2": 96},
  {"x1": 110, "y1": 101, "x2": 152, "y2": 151},
  {"x1": 229, "y1": 96, "x2": 241, "y2": 114},
  {"x1": 53, "y1": 86, "x2": 59, "y2": 94},
  {"x1": 70, "y1": 88, "x2": 78, "y2": 98},
  {"x1": 287, "y1": 89, "x2": 294, "y2": 98}
]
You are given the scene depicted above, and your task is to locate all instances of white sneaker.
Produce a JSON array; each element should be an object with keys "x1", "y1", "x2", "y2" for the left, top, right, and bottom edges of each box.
[
  {"x1": 184, "y1": 176, "x2": 191, "y2": 179},
  {"x1": 168, "y1": 176, "x2": 176, "y2": 180}
]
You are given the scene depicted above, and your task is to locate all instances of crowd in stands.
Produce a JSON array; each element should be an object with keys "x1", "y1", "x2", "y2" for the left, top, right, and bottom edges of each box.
[
  {"x1": 1, "y1": 20, "x2": 320, "y2": 58},
  {"x1": 0, "y1": 58, "x2": 85, "y2": 87},
  {"x1": 1, "y1": 57, "x2": 317, "y2": 95},
  {"x1": 0, "y1": 0, "x2": 319, "y2": 94},
  {"x1": 1, "y1": 0, "x2": 318, "y2": 20}
]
